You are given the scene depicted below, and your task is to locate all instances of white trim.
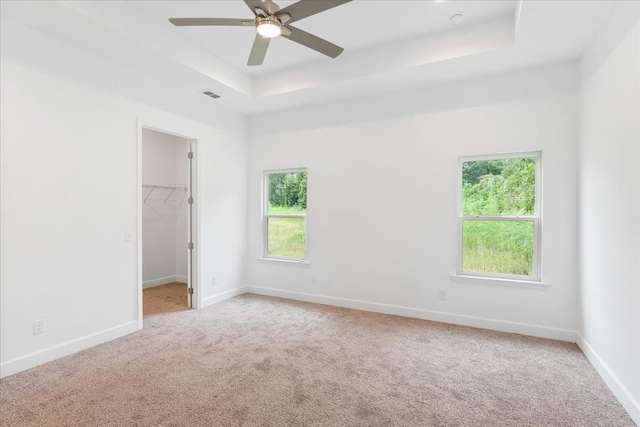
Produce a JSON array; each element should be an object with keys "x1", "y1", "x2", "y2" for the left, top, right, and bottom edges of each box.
[
  {"x1": 457, "y1": 150, "x2": 543, "y2": 162},
  {"x1": 462, "y1": 215, "x2": 537, "y2": 221},
  {"x1": 262, "y1": 167, "x2": 308, "y2": 174},
  {"x1": 262, "y1": 168, "x2": 309, "y2": 262},
  {"x1": 143, "y1": 275, "x2": 188, "y2": 289},
  {"x1": 136, "y1": 121, "x2": 201, "y2": 321},
  {"x1": 0, "y1": 321, "x2": 138, "y2": 378},
  {"x1": 257, "y1": 257, "x2": 311, "y2": 265},
  {"x1": 456, "y1": 151, "x2": 542, "y2": 281},
  {"x1": 136, "y1": 120, "x2": 143, "y2": 330},
  {"x1": 187, "y1": 138, "x2": 199, "y2": 309},
  {"x1": 576, "y1": 334, "x2": 640, "y2": 425},
  {"x1": 201, "y1": 286, "x2": 250, "y2": 308},
  {"x1": 247, "y1": 286, "x2": 575, "y2": 342},
  {"x1": 450, "y1": 274, "x2": 548, "y2": 289}
]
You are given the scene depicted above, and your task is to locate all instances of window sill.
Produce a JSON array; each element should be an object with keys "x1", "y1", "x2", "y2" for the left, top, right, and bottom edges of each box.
[
  {"x1": 450, "y1": 274, "x2": 548, "y2": 289},
  {"x1": 258, "y1": 258, "x2": 311, "y2": 266}
]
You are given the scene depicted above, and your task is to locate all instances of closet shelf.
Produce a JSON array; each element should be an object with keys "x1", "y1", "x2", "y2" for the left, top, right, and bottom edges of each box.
[{"x1": 142, "y1": 184, "x2": 187, "y2": 191}]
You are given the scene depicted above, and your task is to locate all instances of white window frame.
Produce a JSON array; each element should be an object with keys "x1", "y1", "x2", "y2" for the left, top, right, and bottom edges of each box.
[
  {"x1": 456, "y1": 151, "x2": 542, "y2": 282},
  {"x1": 262, "y1": 168, "x2": 308, "y2": 262}
]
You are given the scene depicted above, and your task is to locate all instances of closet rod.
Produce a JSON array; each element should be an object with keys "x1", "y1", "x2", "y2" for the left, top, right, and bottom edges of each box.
[{"x1": 142, "y1": 184, "x2": 187, "y2": 191}]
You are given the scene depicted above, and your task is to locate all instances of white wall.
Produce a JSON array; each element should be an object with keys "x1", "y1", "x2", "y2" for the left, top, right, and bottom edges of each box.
[
  {"x1": 248, "y1": 62, "x2": 580, "y2": 340},
  {"x1": 578, "y1": 3, "x2": 640, "y2": 423},
  {"x1": 0, "y1": 21, "x2": 248, "y2": 376},
  {"x1": 141, "y1": 129, "x2": 189, "y2": 287}
]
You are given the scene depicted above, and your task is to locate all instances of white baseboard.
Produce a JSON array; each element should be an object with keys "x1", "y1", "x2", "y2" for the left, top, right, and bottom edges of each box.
[
  {"x1": 577, "y1": 333, "x2": 640, "y2": 425},
  {"x1": 143, "y1": 275, "x2": 185, "y2": 289},
  {"x1": 201, "y1": 286, "x2": 250, "y2": 308},
  {"x1": 175, "y1": 275, "x2": 188, "y2": 283},
  {"x1": 1, "y1": 286, "x2": 247, "y2": 379},
  {"x1": 247, "y1": 286, "x2": 576, "y2": 342},
  {"x1": 0, "y1": 320, "x2": 138, "y2": 378}
]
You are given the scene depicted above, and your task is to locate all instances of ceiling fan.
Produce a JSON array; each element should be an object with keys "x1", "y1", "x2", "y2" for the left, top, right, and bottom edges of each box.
[{"x1": 169, "y1": 0, "x2": 351, "y2": 66}]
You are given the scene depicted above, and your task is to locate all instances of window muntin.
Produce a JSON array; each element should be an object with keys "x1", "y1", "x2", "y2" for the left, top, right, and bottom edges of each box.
[
  {"x1": 458, "y1": 153, "x2": 541, "y2": 280},
  {"x1": 263, "y1": 170, "x2": 307, "y2": 260}
]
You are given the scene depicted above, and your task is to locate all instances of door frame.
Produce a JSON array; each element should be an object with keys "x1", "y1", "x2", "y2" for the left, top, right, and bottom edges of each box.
[{"x1": 136, "y1": 120, "x2": 200, "y2": 329}]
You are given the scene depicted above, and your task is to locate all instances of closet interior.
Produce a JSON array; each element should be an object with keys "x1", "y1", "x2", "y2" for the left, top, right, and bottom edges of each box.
[{"x1": 141, "y1": 128, "x2": 192, "y2": 315}]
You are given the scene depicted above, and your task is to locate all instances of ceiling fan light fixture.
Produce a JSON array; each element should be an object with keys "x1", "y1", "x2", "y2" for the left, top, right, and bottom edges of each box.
[
  {"x1": 256, "y1": 17, "x2": 282, "y2": 38},
  {"x1": 169, "y1": 0, "x2": 352, "y2": 66}
]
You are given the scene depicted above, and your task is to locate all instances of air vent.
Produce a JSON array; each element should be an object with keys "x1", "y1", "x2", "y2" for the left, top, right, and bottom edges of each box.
[{"x1": 203, "y1": 91, "x2": 221, "y2": 99}]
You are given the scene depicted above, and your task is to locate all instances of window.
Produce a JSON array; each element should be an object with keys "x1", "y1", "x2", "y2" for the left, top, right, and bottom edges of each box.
[
  {"x1": 263, "y1": 169, "x2": 307, "y2": 261},
  {"x1": 457, "y1": 152, "x2": 541, "y2": 281}
]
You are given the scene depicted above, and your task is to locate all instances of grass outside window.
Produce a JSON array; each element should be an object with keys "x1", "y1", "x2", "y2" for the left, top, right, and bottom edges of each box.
[
  {"x1": 267, "y1": 217, "x2": 306, "y2": 259},
  {"x1": 462, "y1": 220, "x2": 534, "y2": 276}
]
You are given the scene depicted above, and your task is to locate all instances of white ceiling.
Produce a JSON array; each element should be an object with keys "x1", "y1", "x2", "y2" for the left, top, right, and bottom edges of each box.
[
  {"x1": 0, "y1": 1, "x2": 618, "y2": 115},
  {"x1": 131, "y1": 0, "x2": 516, "y2": 76}
]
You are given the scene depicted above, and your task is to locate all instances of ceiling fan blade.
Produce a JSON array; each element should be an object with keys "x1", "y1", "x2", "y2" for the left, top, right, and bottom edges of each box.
[
  {"x1": 263, "y1": 0, "x2": 281, "y2": 14},
  {"x1": 248, "y1": 34, "x2": 271, "y2": 66},
  {"x1": 283, "y1": 26, "x2": 344, "y2": 58},
  {"x1": 243, "y1": 0, "x2": 268, "y2": 16},
  {"x1": 277, "y1": 0, "x2": 351, "y2": 24},
  {"x1": 169, "y1": 18, "x2": 252, "y2": 26}
]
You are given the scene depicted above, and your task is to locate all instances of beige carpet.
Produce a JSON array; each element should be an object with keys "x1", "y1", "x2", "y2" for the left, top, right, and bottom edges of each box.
[
  {"x1": 0, "y1": 294, "x2": 634, "y2": 426},
  {"x1": 143, "y1": 282, "x2": 190, "y2": 316}
]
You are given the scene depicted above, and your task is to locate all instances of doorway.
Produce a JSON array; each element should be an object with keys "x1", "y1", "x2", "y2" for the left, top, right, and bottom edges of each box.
[{"x1": 139, "y1": 127, "x2": 196, "y2": 319}]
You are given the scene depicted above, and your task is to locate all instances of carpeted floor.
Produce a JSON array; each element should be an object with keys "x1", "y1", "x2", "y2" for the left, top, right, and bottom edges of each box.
[
  {"x1": 0, "y1": 294, "x2": 634, "y2": 426},
  {"x1": 143, "y1": 282, "x2": 190, "y2": 316}
]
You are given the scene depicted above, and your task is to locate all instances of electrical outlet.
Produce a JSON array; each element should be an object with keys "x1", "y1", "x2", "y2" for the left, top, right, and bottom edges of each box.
[
  {"x1": 124, "y1": 230, "x2": 133, "y2": 242},
  {"x1": 310, "y1": 276, "x2": 316, "y2": 285},
  {"x1": 438, "y1": 290, "x2": 446, "y2": 301},
  {"x1": 212, "y1": 277, "x2": 218, "y2": 286},
  {"x1": 33, "y1": 319, "x2": 45, "y2": 335}
]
